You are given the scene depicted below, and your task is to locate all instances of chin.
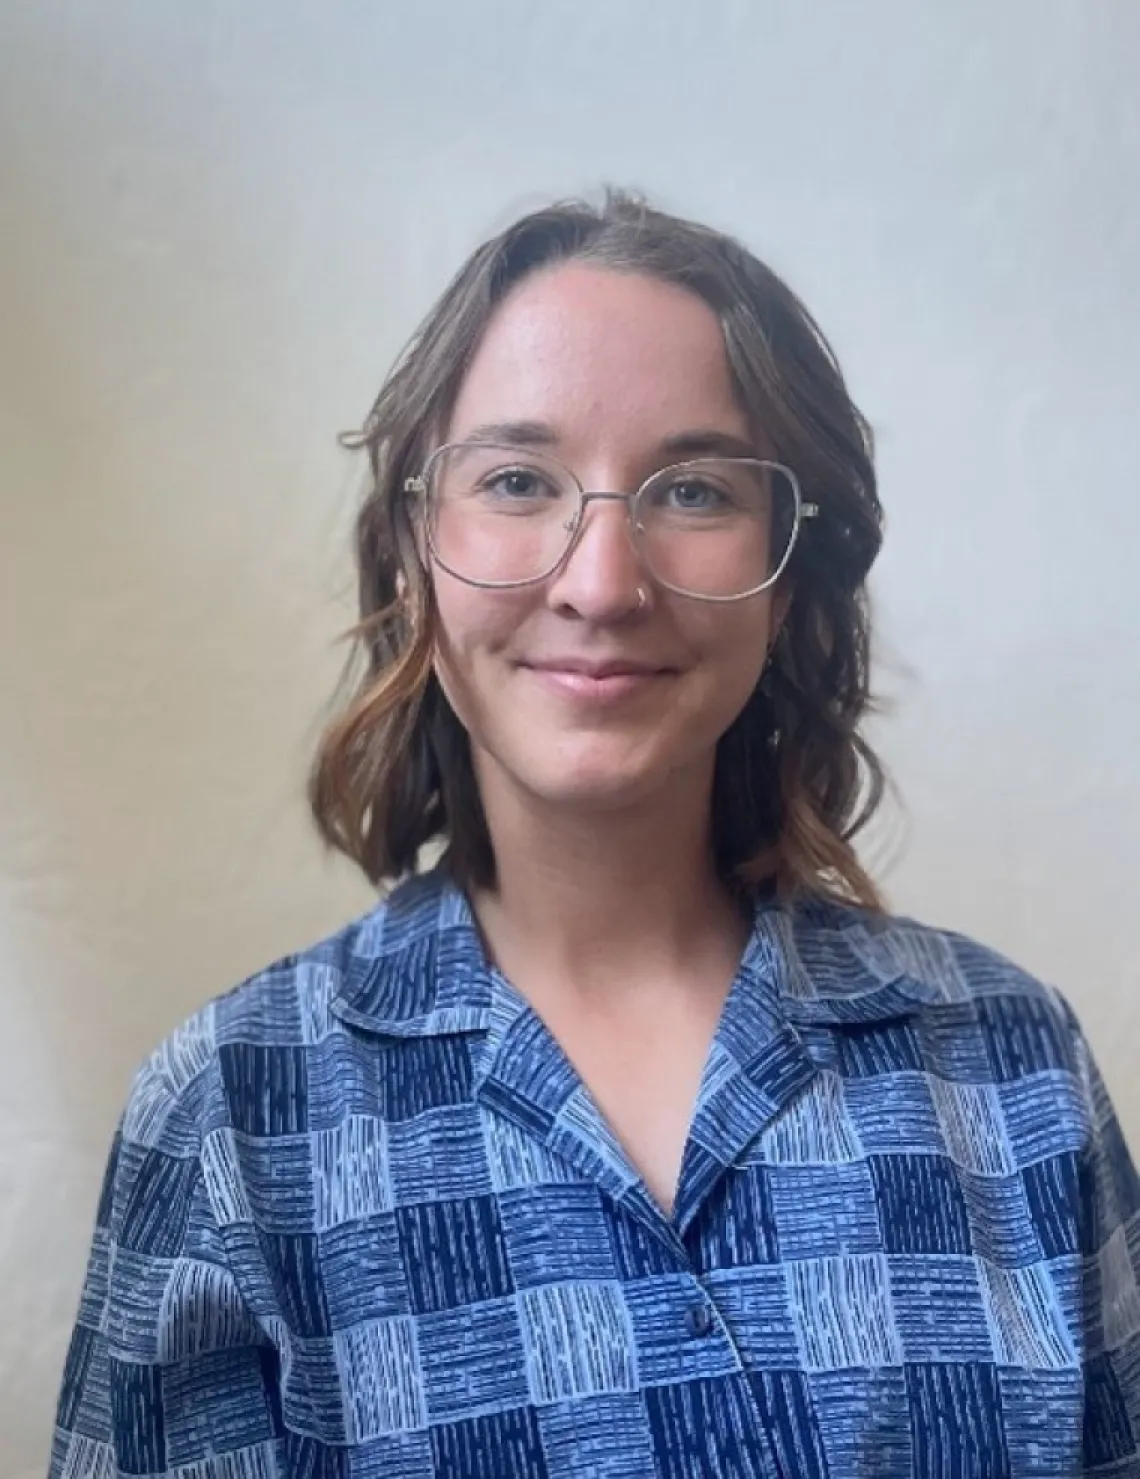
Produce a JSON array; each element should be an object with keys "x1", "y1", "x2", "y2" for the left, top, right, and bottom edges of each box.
[
  {"x1": 535, "y1": 774, "x2": 654, "y2": 812},
  {"x1": 511, "y1": 741, "x2": 691, "y2": 814}
]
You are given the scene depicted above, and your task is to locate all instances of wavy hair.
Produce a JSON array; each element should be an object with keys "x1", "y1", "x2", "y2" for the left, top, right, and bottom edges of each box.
[{"x1": 309, "y1": 192, "x2": 886, "y2": 907}]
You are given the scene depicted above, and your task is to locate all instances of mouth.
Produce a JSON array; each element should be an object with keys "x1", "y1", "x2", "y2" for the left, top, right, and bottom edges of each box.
[{"x1": 519, "y1": 660, "x2": 675, "y2": 703}]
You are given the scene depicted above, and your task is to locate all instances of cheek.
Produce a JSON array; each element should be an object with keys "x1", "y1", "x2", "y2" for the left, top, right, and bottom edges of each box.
[
  {"x1": 430, "y1": 583, "x2": 529, "y2": 716},
  {"x1": 430, "y1": 578, "x2": 774, "y2": 749},
  {"x1": 702, "y1": 649, "x2": 769, "y2": 739},
  {"x1": 682, "y1": 611, "x2": 774, "y2": 745},
  {"x1": 686, "y1": 601, "x2": 773, "y2": 687}
]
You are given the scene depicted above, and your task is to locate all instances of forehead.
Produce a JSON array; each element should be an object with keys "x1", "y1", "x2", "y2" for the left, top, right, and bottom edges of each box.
[{"x1": 446, "y1": 263, "x2": 748, "y2": 446}]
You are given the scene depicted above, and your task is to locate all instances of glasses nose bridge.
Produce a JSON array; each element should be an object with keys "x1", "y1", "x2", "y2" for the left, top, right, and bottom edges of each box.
[
  {"x1": 560, "y1": 486, "x2": 645, "y2": 569},
  {"x1": 579, "y1": 489, "x2": 637, "y2": 510},
  {"x1": 575, "y1": 488, "x2": 642, "y2": 530},
  {"x1": 567, "y1": 487, "x2": 642, "y2": 540}
]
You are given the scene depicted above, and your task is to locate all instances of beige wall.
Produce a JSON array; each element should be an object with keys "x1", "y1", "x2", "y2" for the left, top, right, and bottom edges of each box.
[{"x1": 2, "y1": 2, "x2": 1139, "y2": 1471}]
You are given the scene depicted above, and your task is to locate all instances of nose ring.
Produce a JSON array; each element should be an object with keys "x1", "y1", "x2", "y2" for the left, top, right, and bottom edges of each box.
[{"x1": 636, "y1": 586, "x2": 647, "y2": 611}]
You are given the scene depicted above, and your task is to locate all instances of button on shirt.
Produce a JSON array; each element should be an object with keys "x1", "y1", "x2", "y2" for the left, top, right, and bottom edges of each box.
[{"x1": 52, "y1": 869, "x2": 1140, "y2": 1477}]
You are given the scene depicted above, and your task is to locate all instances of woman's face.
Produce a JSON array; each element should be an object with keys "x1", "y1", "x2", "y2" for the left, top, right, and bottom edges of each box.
[{"x1": 430, "y1": 262, "x2": 781, "y2": 821}]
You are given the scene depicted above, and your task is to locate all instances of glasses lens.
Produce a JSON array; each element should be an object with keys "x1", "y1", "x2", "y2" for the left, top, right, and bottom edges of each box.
[
  {"x1": 635, "y1": 459, "x2": 800, "y2": 598},
  {"x1": 427, "y1": 443, "x2": 579, "y2": 585}
]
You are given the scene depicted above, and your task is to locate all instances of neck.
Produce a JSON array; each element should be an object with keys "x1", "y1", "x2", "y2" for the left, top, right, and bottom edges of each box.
[{"x1": 467, "y1": 757, "x2": 749, "y2": 999}]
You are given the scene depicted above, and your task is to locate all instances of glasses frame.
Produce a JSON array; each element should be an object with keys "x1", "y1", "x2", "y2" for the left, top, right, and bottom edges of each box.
[{"x1": 404, "y1": 441, "x2": 819, "y2": 603}]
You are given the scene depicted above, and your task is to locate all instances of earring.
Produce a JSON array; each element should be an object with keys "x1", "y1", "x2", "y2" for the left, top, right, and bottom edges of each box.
[{"x1": 635, "y1": 586, "x2": 647, "y2": 610}]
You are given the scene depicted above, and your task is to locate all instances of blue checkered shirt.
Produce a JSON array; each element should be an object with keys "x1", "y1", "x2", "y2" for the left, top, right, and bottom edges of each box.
[{"x1": 52, "y1": 868, "x2": 1140, "y2": 1477}]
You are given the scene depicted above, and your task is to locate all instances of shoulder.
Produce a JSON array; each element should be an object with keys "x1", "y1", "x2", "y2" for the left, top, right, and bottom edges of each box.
[
  {"x1": 882, "y1": 905, "x2": 1080, "y2": 1030},
  {"x1": 776, "y1": 894, "x2": 1086, "y2": 1070},
  {"x1": 771, "y1": 897, "x2": 1104, "y2": 1160},
  {"x1": 117, "y1": 888, "x2": 408, "y2": 1158}
]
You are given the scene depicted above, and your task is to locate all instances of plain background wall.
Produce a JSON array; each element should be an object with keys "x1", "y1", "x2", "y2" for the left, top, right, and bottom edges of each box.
[{"x1": 2, "y1": 1, "x2": 1139, "y2": 1469}]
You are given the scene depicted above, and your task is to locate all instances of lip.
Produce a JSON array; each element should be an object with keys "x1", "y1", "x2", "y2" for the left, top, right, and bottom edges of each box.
[
  {"x1": 527, "y1": 659, "x2": 669, "y2": 678},
  {"x1": 520, "y1": 659, "x2": 674, "y2": 703}
]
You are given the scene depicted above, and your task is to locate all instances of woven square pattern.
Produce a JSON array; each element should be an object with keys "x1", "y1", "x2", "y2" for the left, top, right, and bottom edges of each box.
[{"x1": 51, "y1": 871, "x2": 1140, "y2": 1476}]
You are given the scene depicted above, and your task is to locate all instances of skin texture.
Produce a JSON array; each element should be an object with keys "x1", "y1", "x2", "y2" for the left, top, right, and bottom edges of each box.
[
  {"x1": 432, "y1": 262, "x2": 780, "y2": 828},
  {"x1": 425, "y1": 264, "x2": 786, "y2": 1211}
]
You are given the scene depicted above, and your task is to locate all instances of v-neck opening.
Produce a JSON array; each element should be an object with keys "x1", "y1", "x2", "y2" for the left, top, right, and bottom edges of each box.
[{"x1": 470, "y1": 900, "x2": 820, "y2": 1245}]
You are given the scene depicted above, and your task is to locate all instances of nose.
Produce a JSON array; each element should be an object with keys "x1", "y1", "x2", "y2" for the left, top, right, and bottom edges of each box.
[{"x1": 545, "y1": 493, "x2": 648, "y2": 620}]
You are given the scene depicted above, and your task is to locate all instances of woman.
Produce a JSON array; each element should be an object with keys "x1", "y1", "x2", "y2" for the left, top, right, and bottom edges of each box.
[{"x1": 52, "y1": 194, "x2": 1140, "y2": 1478}]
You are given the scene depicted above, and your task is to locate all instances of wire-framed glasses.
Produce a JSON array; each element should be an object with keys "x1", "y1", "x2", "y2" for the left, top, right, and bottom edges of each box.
[{"x1": 405, "y1": 441, "x2": 818, "y2": 602}]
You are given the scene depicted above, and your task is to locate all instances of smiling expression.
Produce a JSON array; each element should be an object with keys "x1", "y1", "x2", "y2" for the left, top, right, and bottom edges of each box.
[{"x1": 428, "y1": 262, "x2": 783, "y2": 820}]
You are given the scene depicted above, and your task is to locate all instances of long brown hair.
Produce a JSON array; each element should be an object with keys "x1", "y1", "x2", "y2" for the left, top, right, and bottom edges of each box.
[{"x1": 309, "y1": 192, "x2": 886, "y2": 908}]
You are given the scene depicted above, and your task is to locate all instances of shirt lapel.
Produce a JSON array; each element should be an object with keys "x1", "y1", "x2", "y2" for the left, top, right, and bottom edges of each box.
[
  {"x1": 673, "y1": 926, "x2": 819, "y2": 1234},
  {"x1": 672, "y1": 899, "x2": 968, "y2": 1234},
  {"x1": 472, "y1": 969, "x2": 690, "y2": 1257},
  {"x1": 329, "y1": 871, "x2": 952, "y2": 1252}
]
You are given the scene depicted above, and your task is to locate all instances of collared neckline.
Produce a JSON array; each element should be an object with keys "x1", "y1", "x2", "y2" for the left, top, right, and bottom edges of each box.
[{"x1": 328, "y1": 866, "x2": 962, "y2": 1041}]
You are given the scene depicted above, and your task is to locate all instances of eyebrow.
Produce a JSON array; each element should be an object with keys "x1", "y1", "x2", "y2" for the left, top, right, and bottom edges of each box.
[
  {"x1": 462, "y1": 420, "x2": 560, "y2": 448},
  {"x1": 460, "y1": 421, "x2": 759, "y2": 460},
  {"x1": 658, "y1": 428, "x2": 758, "y2": 460}
]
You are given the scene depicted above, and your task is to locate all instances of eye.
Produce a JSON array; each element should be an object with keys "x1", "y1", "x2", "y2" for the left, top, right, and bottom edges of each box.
[
  {"x1": 478, "y1": 466, "x2": 560, "y2": 502},
  {"x1": 654, "y1": 475, "x2": 732, "y2": 513},
  {"x1": 675, "y1": 478, "x2": 722, "y2": 509}
]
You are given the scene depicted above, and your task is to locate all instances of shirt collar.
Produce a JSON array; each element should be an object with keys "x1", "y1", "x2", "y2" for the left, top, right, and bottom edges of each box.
[{"x1": 328, "y1": 867, "x2": 960, "y2": 1039}]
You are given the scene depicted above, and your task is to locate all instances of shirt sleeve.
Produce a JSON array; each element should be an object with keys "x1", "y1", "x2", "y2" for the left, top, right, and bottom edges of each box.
[
  {"x1": 1078, "y1": 1027, "x2": 1140, "y2": 1473},
  {"x1": 48, "y1": 1090, "x2": 283, "y2": 1476}
]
